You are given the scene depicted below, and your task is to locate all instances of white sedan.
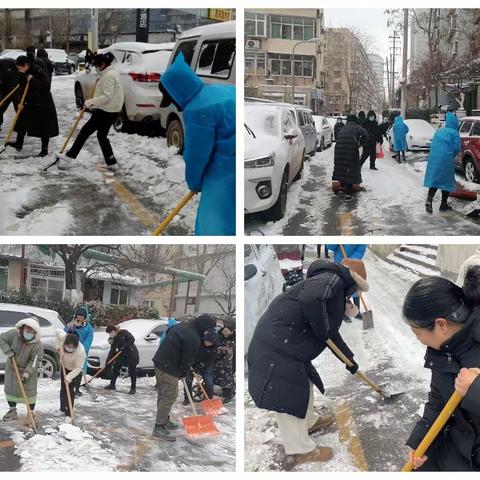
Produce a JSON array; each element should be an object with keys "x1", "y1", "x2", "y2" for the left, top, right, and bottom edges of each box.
[
  {"x1": 312, "y1": 115, "x2": 333, "y2": 151},
  {"x1": 87, "y1": 318, "x2": 169, "y2": 377},
  {"x1": 389, "y1": 119, "x2": 435, "y2": 151},
  {"x1": 244, "y1": 103, "x2": 305, "y2": 221},
  {"x1": 74, "y1": 42, "x2": 174, "y2": 132}
]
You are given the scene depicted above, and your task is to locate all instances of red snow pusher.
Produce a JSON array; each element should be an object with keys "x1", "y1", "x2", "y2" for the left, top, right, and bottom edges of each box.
[
  {"x1": 182, "y1": 378, "x2": 219, "y2": 438},
  {"x1": 191, "y1": 368, "x2": 226, "y2": 416}
]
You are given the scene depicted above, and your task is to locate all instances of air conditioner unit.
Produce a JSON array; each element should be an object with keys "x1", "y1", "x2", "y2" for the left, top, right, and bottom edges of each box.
[{"x1": 246, "y1": 39, "x2": 261, "y2": 49}]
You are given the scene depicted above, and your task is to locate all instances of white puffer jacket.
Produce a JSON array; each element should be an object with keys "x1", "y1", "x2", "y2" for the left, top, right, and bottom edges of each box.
[
  {"x1": 55, "y1": 330, "x2": 86, "y2": 382},
  {"x1": 89, "y1": 65, "x2": 124, "y2": 113}
]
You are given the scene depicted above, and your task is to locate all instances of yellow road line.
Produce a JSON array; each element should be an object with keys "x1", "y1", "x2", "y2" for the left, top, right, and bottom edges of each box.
[
  {"x1": 96, "y1": 165, "x2": 159, "y2": 229},
  {"x1": 334, "y1": 401, "x2": 369, "y2": 471},
  {"x1": 0, "y1": 439, "x2": 15, "y2": 448},
  {"x1": 339, "y1": 212, "x2": 353, "y2": 236}
]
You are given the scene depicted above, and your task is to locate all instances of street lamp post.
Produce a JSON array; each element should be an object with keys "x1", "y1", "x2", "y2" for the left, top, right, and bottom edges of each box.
[{"x1": 291, "y1": 37, "x2": 321, "y2": 105}]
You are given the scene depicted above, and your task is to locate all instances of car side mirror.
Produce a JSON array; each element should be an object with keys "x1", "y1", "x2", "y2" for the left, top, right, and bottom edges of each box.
[
  {"x1": 145, "y1": 332, "x2": 159, "y2": 341},
  {"x1": 244, "y1": 264, "x2": 258, "y2": 281},
  {"x1": 284, "y1": 128, "x2": 298, "y2": 140}
]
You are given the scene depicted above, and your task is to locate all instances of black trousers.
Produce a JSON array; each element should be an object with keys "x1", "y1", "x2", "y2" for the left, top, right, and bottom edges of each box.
[
  {"x1": 427, "y1": 187, "x2": 449, "y2": 205},
  {"x1": 0, "y1": 91, "x2": 18, "y2": 127},
  {"x1": 15, "y1": 131, "x2": 49, "y2": 151},
  {"x1": 67, "y1": 110, "x2": 118, "y2": 165},
  {"x1": 360, "y1": 142, "x2": 377, "y2": 168},
  {"x1": 8, "y1": 400, "x2": 35, "y2": 410},
  {"x1": 110, "y1": 361, "x2": 137, "y2": 389},
  {"x1": 60, "y1": 368, "x2": 75, "y2": 417},
  {"x1": 72, "y1": 372, "x2": 82, "y2": 392}
]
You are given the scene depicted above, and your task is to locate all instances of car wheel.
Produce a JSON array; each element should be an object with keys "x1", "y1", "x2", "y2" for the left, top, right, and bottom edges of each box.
[
  {"x1": 74, "y1": 83, "x2": 84, "y2": 109},
  {"x1": 464, "y1": 158, "x2": 479, "y2": 183},
  {"x1": 38, "y1": 353, "x2": 57, "y2": 379},
  {"x1": 267, "y1": 169, "x2": 288, "y2": 221},
  {"x1": 113, "y1": 106, "x2": 133, "y2": 133},
  {"x1": 167, "y1": 118, "x2": 185, "y2": 155},
  {"x1": 293, "y1": 151, "x2": 305, "y2": 181}
]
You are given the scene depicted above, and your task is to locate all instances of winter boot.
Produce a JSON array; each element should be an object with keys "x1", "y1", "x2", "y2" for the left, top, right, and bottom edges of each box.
[
  {"x1": 152, "y1": 424, "x2": 176, "y2": 442},
  {"x1": 355, "y1": 312, "x2": 363, "y2": 320},
  {"x1": 104, "y1": 384, "x2": 116, "y2": 391},
  {"x1": 295, "y1": 446, "x2": 334, "y2": 464},
  {"x1": 56, "y1": 153, "x2": 74, "y2": 170},
  {"x1": 370, "y1": 166, "x2": 378, "y2": 171},
  {"x1": 425, "y1": 201, "x2": 433, "y2": 214},
  {"x1": 439, "y1": 203, "x2": 452, "y2": 212},
  {"x1": 128, "y1": 387, "x2": 136, "y2": 395},
  {"x1": 183, "y1": 397, "x2": 189, "y2": 406},
  {"x1": 5, "y1": 141, "x2": 22, "y2": 152},
  {"x1": 106, "y1": 157, "x2": 119, "y2": 172},
  {"x1": 343, "y1": 315, "x2": 352, "y2": 323},
  {"x1": 165, "y1": 418, "x2": 179, "y2": 430},
  {"x1": 2, "y1": 408, "x2": 18, "y2": 422},
  {"x1": 36, "y1": 148, "x2": 48, "y2": 158},
  {"x1": 308, "y1": 415, "x2": 335, "y2": 435}
]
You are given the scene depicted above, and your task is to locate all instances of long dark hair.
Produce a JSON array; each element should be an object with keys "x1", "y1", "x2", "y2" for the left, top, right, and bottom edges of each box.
[{"x1": 403, "y1": 276, "x2": 470, "y2": 329}]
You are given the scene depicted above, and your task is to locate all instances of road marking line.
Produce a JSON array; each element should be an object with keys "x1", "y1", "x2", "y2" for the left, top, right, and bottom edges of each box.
[
  {"x1": 96, "y1": 165, "x2": 159, "y2": 229},
  {"x1": 339, "y1": 212, "x2": 353, "y2": 236},
  {"x1": 0, "y1": 439, "x2": 15, "y2": 448},
  {"x1": 334, "y1": 401, "x2": 369, "y2": 471}
]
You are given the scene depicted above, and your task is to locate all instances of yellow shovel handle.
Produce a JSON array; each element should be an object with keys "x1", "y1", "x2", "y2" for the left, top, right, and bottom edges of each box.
[
  {"x1": 11, "y1": 356, "x2": 37, "y2": 433},
  {"x1": 4, "y1": 78, "x2": 30, "y2": 145},
  {"x1": 0, "y1": 84, "x2": 20, "y2": 109},
  {"x1": 401, "y1": 391, "x2": 463, "y2": 472},
  {"x1": 191, "y1": 367, "x2": 211, "y2": 400},
  {"x1": 152, "y1": 191, "x2": 197, "y2": 236}
]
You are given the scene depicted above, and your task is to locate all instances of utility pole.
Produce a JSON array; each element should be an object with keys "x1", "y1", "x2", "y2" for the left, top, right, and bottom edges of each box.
[
  {"x1": 389, "y1": 31, "x2": 401, "y2": 107},
  {"x1": 386, "y1": 56, "x2": 390, "y2": 109},
  {"x1": 89, "y1": 9, "x2": 99, "y2": 51},
  {"x1": 24, "y1": 9, "x2": 32, "y2": 47},
  {"x1": 400, "y1": 9, "x2": 409, "y2": 118},
  {"x1": 65, "y1": 10, "x2": 71, "y2": 54},
  {"x1": 4, "y1": 9, "x2": 12, "y2": 49}
]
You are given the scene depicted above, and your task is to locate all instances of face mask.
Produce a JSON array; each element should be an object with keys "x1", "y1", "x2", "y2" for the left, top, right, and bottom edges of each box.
[
  {"x1": 23, "y1": 332, "x2": 35, "y2": 342},
  {"x1": 368, "y1": 116, "x2": 375, "y2": 121},
  {"x1": 345, "y1": 300, "x2": 359, "y2": 318},
  {"x1": 108, "y1": 332, "x2": 116, "y2": 339},
  {"x1": 64, "y1": 346, "x2": 76, "y2": 354},
  {"x1": 95, "y1": 66, "x2": 102, "y2": 74},
  {"x1": 337, "y1": 120, "x2": 342, "y2": 124}
]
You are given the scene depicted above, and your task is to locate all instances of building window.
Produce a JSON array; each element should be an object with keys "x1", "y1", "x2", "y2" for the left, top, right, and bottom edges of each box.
[
  {"x1": 29, "y1": 265, "x2": 64, "y2": 302},
  {"x1": 142, "y1": 300, "x2": 154, "y2": 308},
  {"x1": 186, "y1": 297, "x2": 196, "y2": 305},
  {"x1": 110, "y1": 283, "x2": 129, "y2": 305},
  {"x1": 245, "y1": 11, "x2": 266, "y2": 37},
  {"x1": 0, "y1": 259, "x2": 8, "y2": 290},
  {"x1": 245, "y1": 50, "x2": 266, "y2": 76},
  {"x1": 268, "y1": 53, "x2": 314, "y2": 78},
  {"x1": 270, "y1": 15, "x2": 315, "y2": 41}
]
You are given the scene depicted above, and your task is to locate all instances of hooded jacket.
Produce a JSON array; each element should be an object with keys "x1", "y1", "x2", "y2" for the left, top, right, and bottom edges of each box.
[
  {"x1": 159, "y1": 54, "x2": 235, "y2": 235},
  {"x1": 392, "y1": 116, "x2": 409, "y2": 152},
  {"x1": 0, "y1": 318, "x2": 44, "y2": 404},
  {"x1": 55, "y1": 329, "x2": 86, "y2": 382},
  {"x1": 424, "y1": 112, "x2": 461, "y2": 192},
  {"x1": 152, "y1": 314, "x2": 217, "y2": 378},
  {"x1": 363, "y1": 110, "x2": 383, "y2": 146},
  {"x1": 248, "y1": 261, "x2": 365, "y2": 418},
  {"x1": 406, "y1": 309, "x2": 480, "y2": 470},
  {"x1": 107, "y1": 329, "x2": 139, "y2": 366},
  {"x1": 65, "y1": 316, "x2": 94, "y2": 373},
  {"x1": 88, "y1": 65, "x2": 124, "y2": 113}
]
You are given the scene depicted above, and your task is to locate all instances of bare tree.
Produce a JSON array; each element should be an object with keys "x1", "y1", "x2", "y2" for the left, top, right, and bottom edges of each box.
[{"x1": 201, "y1": 257, "x2": 236, "y2": 317}]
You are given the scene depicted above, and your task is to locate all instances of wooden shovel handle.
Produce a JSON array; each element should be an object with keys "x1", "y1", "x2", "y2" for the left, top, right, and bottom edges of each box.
[
  {"x1": 183, "y1": 377, "x2": 198, "y2": 415},
  {"x1": 0, "y1": 84, "x2": 19, "y2": 109},
  {"x1": 85, "y1": 350, "x2": 122, "y2": 385},
  {"x1": 60, "y1": 357, "x2": 75, "y2": 425},
  {"x1": 152, "y1": 191, "x2": 197, "y2": 236},
  {"x1": 4, "y1": 78, "x2": 30, "y2": 145},
  {"x1": 339, "y1": 245, "x2": 369, "y2": 310},
  {"x1": 191, "y1": 367, "x2": 210, "y2": 400},
  {"x1": 326, "y1": 338, "x2": 384, "y2": 395},
  {"x1": 11, "y1": 356, "x2": 37, "y2": 433},
  {"x1": 401, "y1": 391, "x2": 463, "y2": 472}
]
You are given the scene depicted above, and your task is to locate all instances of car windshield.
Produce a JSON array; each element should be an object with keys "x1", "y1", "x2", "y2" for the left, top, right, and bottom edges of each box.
[{"x1": 245, "y1": 106, "x2": 279, "y2": 137}]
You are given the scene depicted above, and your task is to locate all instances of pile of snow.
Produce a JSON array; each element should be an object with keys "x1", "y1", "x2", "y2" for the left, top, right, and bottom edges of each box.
[{"x1": 12, "y1": 424, "x2": 119, "y2": 471}]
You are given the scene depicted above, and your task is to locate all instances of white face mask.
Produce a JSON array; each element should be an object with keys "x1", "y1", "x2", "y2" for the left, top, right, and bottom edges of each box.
[
  {"x1": 108, "y1": 332, "x2": 116, "y2": 339},
  {"x1": 64, "y1": 346, "x2": 76, "y2": 354},
  {"x1": 368, "y1": 116, "x2": 375, "y2": 121},
  {"x1": 345, "y1": 300, "x2": 359, "y2": 318}
]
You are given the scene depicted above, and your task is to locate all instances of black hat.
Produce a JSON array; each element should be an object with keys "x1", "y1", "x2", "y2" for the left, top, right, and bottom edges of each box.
[
  {"x1": 75, "y1": 306, "x2": 88, "y2": 319},
  {"x1": 93, "y1": 52, "x2": 115, "y2": 67},
  {"x1": 203, "y1": 329, "x2": 220, "y2": 347}
]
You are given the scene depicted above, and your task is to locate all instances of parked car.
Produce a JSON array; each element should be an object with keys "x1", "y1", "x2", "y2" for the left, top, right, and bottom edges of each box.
[
  {"x1": 244, "y1": 245, "x2": 285, "y2": 352},
  {"x1": 74, "y1": 42, "x2": 174, "y2": 132},
  {"x1": 87, "y1": 318, "x2": 169, "y2": 377},
  {"x1": 159, "y1": 20, "x2": 236, "y2": 154},
  {"x1": 312, "y1": 115, "x2": 333, "y2": 151},
  {"x1": 274, "y1": 244, "x2": 304, "y2": 286},
  {"x1": 455, "y1": 116, "x2": 480, "y2": 183},
  {"x1": 388, "y1": 118, "x2": 435, "y2": 151},
  {"x1": 0, "y1": 303, "x2": 65, "y2": 378},
  {"x1": 0, "y1": 49, "x2": 25, "y2": 60},
  {"x1": 45, "y1": 49, "x2": 76, "y2": 75},
  {"x1": 244, "y1": 102, "x2": 305, "y2": 221}
]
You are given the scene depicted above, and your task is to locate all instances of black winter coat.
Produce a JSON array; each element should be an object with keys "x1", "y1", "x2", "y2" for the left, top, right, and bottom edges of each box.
[
  {"x1": 332, "y1": 121, "x2": 368, "y2": 185},
  {"x1": 248, "y1": 261, "x2": 358, "y2": 419},
  {"x1": 153, "y1": 315, "x2": 216, "y2": 379},
  {"x1": 363, "y1": 111, "x2": 383, "y2": 147},
  {"x1": 15, "y1": 64, "x2": 59, "y2": 139},
  {"x1": 407, "y1": 310, "x2": 480, "y2": 471},
  {"x1": 334, "y1": 122, "x2": 344, "y2": 141},
  {"x1": 193, "y1": 343, "x2": 217, "y2": 371},
  {"x1": 0, "y1": 59, "x2": 20, "y2": 96},
  {"x1": 107, "y1": 329, "x2": 139, "y2": 366}
]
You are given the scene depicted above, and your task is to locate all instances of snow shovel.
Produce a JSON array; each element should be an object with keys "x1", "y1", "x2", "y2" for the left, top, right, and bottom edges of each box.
[
  {"x1": 0, "y1": 77, "x2": 30, "y2": 155},
  {"x1": 84, "y1": 350, "x2": 123, "y2": 385},
  {"x1": 326, "y1": 339, "x2": 403, "y2": 402},
  {"x1": 81, "y1": 372, "x2": 98, "y2": 401},
  {"x1": 191, "y1": 368, "x2": 225, "y2": 416},
  {"x1": 60, "y1": 357, "x2": 75, "y2": 425},
  {"x1": 152, "y1": 191, "x2": 197, "y2": 236},
  {"x1": 0, "y1": 84, "x2": 20, "y2": 110},
  {"x1": 401, "y1": 391, "x2": 463, "y2": 471},
  {"x1": 182, "y1": 378, "x2": 219, "y2": 438},
  {"x1": 10, "y1": 356, "x2": 37, "y2": 434},
  {"x1": 339, "y1": 245, "x2": 374, "y2": 330}
]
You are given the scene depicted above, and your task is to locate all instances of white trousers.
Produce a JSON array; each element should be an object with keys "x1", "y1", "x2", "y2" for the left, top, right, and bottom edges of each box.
[{"x1": 276, "y1": 382, "x2": 320, "y2": 455}]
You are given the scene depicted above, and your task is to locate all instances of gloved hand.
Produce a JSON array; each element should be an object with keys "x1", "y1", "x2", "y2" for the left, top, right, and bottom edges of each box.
[
  {"x1": 22, "y1": 372, "x2": 30, "y2": 383},
  {"x1": 346, "y1": 359, "x2": 359, "y2": 375},
  {"x1": 6, "y1": 351, "x2": 15, "y2": 358},
  {"x1": 84, "y1": 99, "x2": 94, "y2": 109}
]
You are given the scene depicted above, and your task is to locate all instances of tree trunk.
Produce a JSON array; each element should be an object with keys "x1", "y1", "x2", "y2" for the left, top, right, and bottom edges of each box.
[{"x1": 24, "y1": 9, "x2": 32, "y2": 47}]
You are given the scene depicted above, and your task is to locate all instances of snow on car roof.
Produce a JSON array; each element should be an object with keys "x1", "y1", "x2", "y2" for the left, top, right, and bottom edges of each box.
[
  {"x1": 0, "y1": 303, "x2": 59, "y2": 315},
  {"x1": 179, "y1": 20, "x2": 235, "y2": 39},
  {"x1": 118, "y1": 318, "x2": 169, "y2": 333},
  {"x1": 460, "y1": 116, "x2": 480, "y2": 121},
  {"x1": 106, "y1": 42, "x2": 174, "y2": 52}
]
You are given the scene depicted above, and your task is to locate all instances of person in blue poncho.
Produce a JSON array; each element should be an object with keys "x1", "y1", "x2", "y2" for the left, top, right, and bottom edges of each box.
[
  {"x1": 392, "y1": 116, "x2": 409, "y2": 163},
  {"x1": 65, "y1": 306, "x2": 94, "y2": 397},
  {"x1": 158, "y1": 53, "x2": 235, "y2": 236},
  {"x1": 424, "y1": 112, "x2": 461, "y2": 214},
  {"x1": 327, "y1": 244, "x2": 367, "y2": 322}
]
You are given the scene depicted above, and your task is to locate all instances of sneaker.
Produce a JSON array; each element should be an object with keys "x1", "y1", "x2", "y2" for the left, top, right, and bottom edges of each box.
[
  {"x1": 152, "y1": 424, "x2": 176, "y2": 442},
  {"x1": 2, "y1": 408, "x2": 18, "y2": 422},
  {"x1": 308, "y1": 415, "x2": 335, "y2": 435},
  {"x1": 54, "y1": 410, "x2": 66, "y2": 417},
  {"x1": 425, "y1": 201, "x2": 433, "y2": 214},
  {"x1": 296, "y1": 446, "x2": 334, "y2": 464},
  {"x1": 370, "y1": 166, "x2": 378, "y2": 170},
  {"x1": 56, "y1": 153, "x2": 73, "y2": 169},
  {"x1": 63, "y1": 416, "x2": 72, "y2": 424},
  {"x1": 104, "y1": 384, "x2": 116, "y2": 391},
  {"x1": 106, "y1": 162, "x2": 119, "y2": 172},
  {"x1": 439, "y1": 203, "x2": 452, "y2": 212}
]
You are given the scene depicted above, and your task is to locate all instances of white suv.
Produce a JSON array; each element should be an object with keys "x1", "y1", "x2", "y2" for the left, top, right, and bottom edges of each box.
[
  {"x1": 244, "y1": 102, "x2": 305, "y2": 221},
  {"x1": 74, "y1": 42, "x2": 174, "y2": 132},
  {"x1": 0, "y1": 303, "x2": 66, "y2": 378}
]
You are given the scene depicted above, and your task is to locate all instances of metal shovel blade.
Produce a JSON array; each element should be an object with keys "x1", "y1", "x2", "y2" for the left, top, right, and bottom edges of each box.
[
  {"x1": 182, "y1": 414, "x2": 220, "y2": 438},
  {"x1": 200, "y1": 398, "x2": 226, "y2": 416},
  {"x1": 362, "y1": 309, "x2": 374, "y2": 330},
  {"x1": 378, "y1": 385, "x2": 405, "y2": 404}
]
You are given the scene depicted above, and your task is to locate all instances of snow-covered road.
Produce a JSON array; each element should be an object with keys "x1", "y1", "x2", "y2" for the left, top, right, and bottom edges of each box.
[
  {"x1": 0, "y1": 75, "x2": 197, "y2": 235},
  {"x1": 245, "y1": 247, "x2": 432, "y2": 472},
  {"x1": 245, "y1": 144, "x2": 480, "y2": 236},
  {"x1": 0, "y1": 375, "x2": 235, "y2": 472}
]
